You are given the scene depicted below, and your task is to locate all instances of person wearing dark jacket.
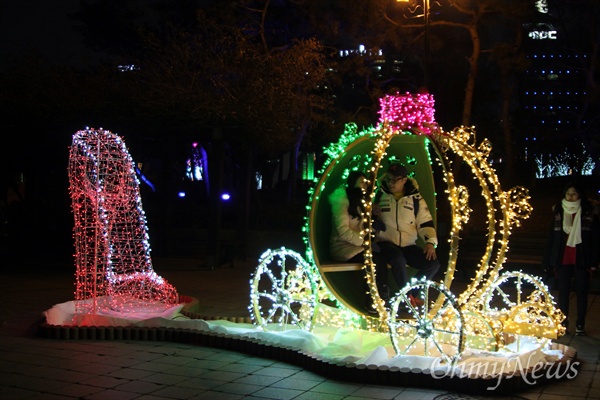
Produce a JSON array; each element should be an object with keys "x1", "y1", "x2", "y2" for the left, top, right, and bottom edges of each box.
[{"x1": 543, "y1": 181, "x2": 600, "y2": 336}]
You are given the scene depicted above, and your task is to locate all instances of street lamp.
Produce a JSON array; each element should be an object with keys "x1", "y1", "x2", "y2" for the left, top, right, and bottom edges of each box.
[{"x1": 396, "y1": 0, "x2": 431, "y2": 87}]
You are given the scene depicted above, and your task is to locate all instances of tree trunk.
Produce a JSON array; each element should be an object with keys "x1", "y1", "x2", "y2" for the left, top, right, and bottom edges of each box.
[
  {"x1": 237, "y1": 147, "x2": 253, "y2": 259},
  {"x1": 287, "y1": 119, "x2": 309, "y2": 203},
  {"x1": 454, "y1": 24, "x2": 481, "y2": 180},
  {"x1": 501, "y1": 71, "x2": 515, "y2": 183},
  {"x1": 205, "y1": 128, "x2": 224, "y2": 269},
  {"x1": 462, "y1": 25, "x2": 480, "y2": 127}
]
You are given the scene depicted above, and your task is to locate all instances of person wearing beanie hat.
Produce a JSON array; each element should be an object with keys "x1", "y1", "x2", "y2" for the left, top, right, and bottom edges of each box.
[
  {"x1": 372, "y1": 162, "x2": 440, "y2": 306},
  {"x1": 386, "y1": 163, "x2": 409, "y2": 180}
]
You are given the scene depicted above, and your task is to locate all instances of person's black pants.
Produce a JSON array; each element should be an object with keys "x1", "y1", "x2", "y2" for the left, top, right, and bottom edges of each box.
[
  {"x1": 556, "y1": 264, "x2": 589, "y2": 327},
  {"x1": 348, "y1": 250, "x2": 389, "y2": 299},
  {"x1": 377, "y1": 242, "x2": 440, "y2": 291}
]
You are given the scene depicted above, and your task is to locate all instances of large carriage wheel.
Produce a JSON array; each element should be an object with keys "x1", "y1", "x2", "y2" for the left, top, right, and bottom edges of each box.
[
  {"x1": 250, "y1": 248, "x2": 318, "y2": 332},
  {"x1": 388, "y1": 280, "x2": 464, "y2": 364}
]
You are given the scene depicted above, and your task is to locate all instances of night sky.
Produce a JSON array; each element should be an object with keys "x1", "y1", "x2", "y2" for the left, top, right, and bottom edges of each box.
[{"x1": 1, "y1": 0, "x2": 96, "y2": 66}]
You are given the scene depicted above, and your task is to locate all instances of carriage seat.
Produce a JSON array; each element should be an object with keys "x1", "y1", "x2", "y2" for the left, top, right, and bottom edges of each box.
[{"x1": 320, "y1": 262, "x2": 364, "y2": 273}]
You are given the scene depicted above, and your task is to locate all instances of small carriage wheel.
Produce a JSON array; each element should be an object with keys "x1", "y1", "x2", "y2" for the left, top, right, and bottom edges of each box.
[
  {"x1": 249, "y1": 248, "x2": 318, "y2": 332},
  {"x1": 388, "y1": 280, "x2": 465, "y2": 364}
]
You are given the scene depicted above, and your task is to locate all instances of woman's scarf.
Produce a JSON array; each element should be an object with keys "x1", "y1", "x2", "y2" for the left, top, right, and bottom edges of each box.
[{"x1": 561, "y1": 198, "x2": 582, "y2": 247}]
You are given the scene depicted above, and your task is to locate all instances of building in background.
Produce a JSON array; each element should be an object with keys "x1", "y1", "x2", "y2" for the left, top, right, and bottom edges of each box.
[{"x1": 519, "y1": 0, "x2": 597, "y2": 178}]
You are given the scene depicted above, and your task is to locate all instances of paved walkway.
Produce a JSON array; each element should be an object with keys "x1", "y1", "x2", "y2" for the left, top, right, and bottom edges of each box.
[{"x1": 1, "y1": 257, "x2": 600, "y2": 400}]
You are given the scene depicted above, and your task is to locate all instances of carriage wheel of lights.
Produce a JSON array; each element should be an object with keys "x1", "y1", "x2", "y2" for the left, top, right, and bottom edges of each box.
[
  {"x1": 249, "y1": 248, "x2": 319, "y2": 331},
  {"x1": 483, "y1": 271, "x2": 566, "y2": 340},
  {"x1": 388, "y1": 279, "x2": 464, "y2": 364},
  {"x1": 68, "y1": 128, "x2": 179, "y2": 315}
]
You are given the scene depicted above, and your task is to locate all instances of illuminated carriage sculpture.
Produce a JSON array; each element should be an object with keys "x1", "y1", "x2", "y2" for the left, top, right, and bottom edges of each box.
[{"x1": 249, "y1": 93, "x2": 565, "y2": 364}]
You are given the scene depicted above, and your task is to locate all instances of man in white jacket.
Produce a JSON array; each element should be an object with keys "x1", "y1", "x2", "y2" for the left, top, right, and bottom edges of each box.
[{"x1": 373, "y1": 163, "x2": 440, "y2": 305}]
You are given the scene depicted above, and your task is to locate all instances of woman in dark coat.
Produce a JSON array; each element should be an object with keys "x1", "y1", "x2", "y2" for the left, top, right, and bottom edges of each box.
[{"x1": 544, "y1": 181, "x2": 600, "y2": 336}]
